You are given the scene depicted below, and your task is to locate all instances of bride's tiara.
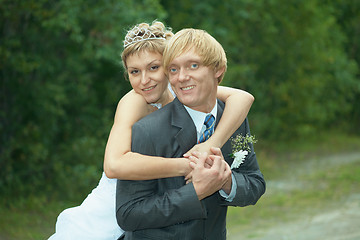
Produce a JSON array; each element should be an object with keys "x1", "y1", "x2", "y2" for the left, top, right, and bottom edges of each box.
[{"x1": 124, "y1": 26, "x2": 166, "y2": 48}]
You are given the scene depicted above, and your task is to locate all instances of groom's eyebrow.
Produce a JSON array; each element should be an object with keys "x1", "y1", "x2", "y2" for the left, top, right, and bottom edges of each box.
[{"x1": 185, "y1": 56, "x2": 202, "y2": 63}]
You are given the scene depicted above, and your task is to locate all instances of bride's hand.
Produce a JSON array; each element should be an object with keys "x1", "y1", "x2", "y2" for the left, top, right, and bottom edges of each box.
[{"x1": 184, "y1": 141, "x2": 214, "y2": 158}]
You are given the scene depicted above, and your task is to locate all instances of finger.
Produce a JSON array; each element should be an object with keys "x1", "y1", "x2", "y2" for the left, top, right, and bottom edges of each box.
[
  {"x1": 209, "y1": 155, "x2": 222, "y2": 170},
  {"x1": 198, "y1": 152, "x2": 208, "y2": 168},
  {"x1": 184, "y1": 144, "x2": 201, "y2": 157},
  {"x1": 212, "y1": 156, "x2": 227, "y2": 174},
  {"x1": 208, "y1": 154, "x2": 221, "y2": 163},
  {"x1": 189, "y1": 161, "x2": 196, "y2": 169},
  {"x1": 219, "y1": 158, "x2": 227, "y2": 173},
  {"x1": 185, "y1": 171, "x2": 193, "y2": 181},
  {"x1": 204, "y1": 158, "x2": 213, "y2": 168},
  {"x1": 224, "y1": 162, "x2": 232, "y2": 180},
  {"x1": 190, "y1": 151, "x2": 201, "y2": 158},
  {"x1": 190, "y1": 153, "x2": 207, "y2": 169},
  {"x1": 210, "y1": 147, "x2": 224, "y2": 158},
  {"x1": 189, "y1": 156, "x2": 199, "y2": 164},
  {"x1": 184, "y1": 151, "x2": 196, "y2": 157}
]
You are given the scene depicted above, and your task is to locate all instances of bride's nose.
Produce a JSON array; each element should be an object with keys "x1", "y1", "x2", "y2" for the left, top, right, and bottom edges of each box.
[{"x1": 141, "y1": 71, "x2": 151, "y2": 85}]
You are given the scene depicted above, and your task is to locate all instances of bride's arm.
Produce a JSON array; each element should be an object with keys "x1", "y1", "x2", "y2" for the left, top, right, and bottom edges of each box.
[
  {"x1": 103, "y1": 90, "x2": 190, "y2": 180},
  {"x1": 185, "y1": 86, "x2": 254, "y2": 155}
]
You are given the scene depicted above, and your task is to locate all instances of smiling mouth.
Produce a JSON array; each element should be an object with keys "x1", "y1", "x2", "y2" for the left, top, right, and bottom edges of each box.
[
  {"x1": 181, "y1": 86, "x2": 195, "y2": 91},
  {"x1": 143, "y1": 85, "x2": 156, "y2": 91}
]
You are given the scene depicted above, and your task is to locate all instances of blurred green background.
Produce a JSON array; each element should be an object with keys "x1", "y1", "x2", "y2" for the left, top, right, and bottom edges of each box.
[{"x1": 1, "y1": 0, "x2": 359, "y2": 239}]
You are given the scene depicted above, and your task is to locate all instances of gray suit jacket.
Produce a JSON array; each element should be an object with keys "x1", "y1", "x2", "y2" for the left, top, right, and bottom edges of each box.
[{"x1": 116, "y1": 98, "x2": 265, "y2": 240}]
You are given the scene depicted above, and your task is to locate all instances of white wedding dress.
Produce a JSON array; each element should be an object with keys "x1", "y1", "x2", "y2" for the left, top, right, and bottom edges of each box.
[
  {"x1": 48, "y1": 172, "x2": 124, "y2": 240},
  {"x1": 49, "y1": 85, "x2": 174, "y2": 239}
]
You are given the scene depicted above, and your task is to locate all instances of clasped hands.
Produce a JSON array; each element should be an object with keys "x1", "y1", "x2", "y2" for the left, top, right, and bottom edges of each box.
[{"x1": 184, "y1": 145, "x2": 232, "y2": 200}]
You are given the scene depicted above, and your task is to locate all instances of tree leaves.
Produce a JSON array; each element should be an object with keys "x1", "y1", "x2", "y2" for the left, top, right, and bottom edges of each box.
[
  {"x1": 0, "y1": 0, "x2": 166, "y2": 199},
  {"x1": 1, "y1": 0, "x2": 359, "y2": 200}
]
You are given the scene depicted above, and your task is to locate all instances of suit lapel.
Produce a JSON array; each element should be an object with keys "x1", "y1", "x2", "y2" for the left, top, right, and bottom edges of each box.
[
  {"x1": 216, "y1": 99, "x2": 233, "y2": 164},
  {"x1": 170, "y1": 98, "x2": 225, "y2": 154},
  {"x1": 171, "y1": 98, "x2": 197, "y2": 153},
  {"x1": 216, "y1": 99, "x2": 225, "y2": 128}
]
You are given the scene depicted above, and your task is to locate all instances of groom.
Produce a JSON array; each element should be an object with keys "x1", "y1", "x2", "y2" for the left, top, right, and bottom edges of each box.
[{"x1": 116, "y1": 28, "x2": 265, "y2": 240}]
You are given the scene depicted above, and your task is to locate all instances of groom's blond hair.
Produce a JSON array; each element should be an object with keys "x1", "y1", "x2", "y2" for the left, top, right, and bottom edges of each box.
[{"x1": 163, "y1": 28, "x2": 227, "y2": 83}]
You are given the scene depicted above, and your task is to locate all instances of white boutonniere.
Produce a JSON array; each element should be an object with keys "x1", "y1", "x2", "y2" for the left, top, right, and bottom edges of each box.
[{"x1": 230, "y1": 134, "x2": 257, "y2": 169}]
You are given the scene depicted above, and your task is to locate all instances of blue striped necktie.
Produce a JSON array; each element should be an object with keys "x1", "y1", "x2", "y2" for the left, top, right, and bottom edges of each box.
[{"x1": 198, "y1": 114, "x2": 215, "y2": 143}]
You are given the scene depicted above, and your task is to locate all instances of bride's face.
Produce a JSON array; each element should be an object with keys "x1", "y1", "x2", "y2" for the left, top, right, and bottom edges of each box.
[{"x1": 126, "y1": 50, "x2": 169, "y2": 105}]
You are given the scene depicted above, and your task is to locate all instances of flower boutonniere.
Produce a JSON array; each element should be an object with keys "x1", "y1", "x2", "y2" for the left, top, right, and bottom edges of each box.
[{"x1": 230, "y1": 133, "x2": 257, "y2": 169}]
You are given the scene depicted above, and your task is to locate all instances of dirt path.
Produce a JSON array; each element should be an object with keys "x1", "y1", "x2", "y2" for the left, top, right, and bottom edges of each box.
[
  {"x1": 228, "y1": 152, "x2": 360, "y2": 240},
  {"x1": 239, "y1": 193, "x2": 360, "y2": 240}
]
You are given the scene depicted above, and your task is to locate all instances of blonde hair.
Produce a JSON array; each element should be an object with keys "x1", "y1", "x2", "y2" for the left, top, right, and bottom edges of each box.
[
  {"x1": 163, "y1": 28, "x2": 227, "y2": 83},
  {"x1": 121, "y1": 21, "x2": 173, "y2": 71}
]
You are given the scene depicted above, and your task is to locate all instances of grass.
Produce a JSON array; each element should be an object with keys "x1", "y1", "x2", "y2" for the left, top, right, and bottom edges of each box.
[
  {"x1": 255, "y1": 130, "x2": 360, "y2": 180},
  {"x1": 226, "y1": 132, "x2": 360, "y2": 238},
  {"x1": 1, "y1": 131, "x2": 360, "y2": 239},
  {"x1": 0, "y1": 196, "x2": 72, "y2": 239},
  {"x1": 227, "y1": 164, "x2": 360, "y2": 239}
]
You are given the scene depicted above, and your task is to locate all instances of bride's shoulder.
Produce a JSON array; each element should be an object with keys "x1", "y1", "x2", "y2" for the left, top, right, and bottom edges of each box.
[
  {"x1": 114, "y1": 90, "x2": 152, "y2": 121},
  {"x1": 117, "y1": 90, "x2": 149, "y2": 111},
  {"x1": 119, "y1": 90, "x2": 147, "y2": 105}
]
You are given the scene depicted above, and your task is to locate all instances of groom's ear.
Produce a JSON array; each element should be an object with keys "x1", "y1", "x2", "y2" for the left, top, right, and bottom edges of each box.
[{"x1": 214, "y1": 67, "x2": 226, "y2": 83}]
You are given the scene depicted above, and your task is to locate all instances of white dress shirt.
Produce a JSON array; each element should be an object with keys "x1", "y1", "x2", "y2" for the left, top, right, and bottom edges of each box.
[{"x1": 184, "y1": 101, "x2": 237, "y2": 202}]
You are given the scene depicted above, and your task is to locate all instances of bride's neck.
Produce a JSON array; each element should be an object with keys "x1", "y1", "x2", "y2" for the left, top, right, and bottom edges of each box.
[{"x1": 158, "y1": 89, "x2": 174, "y2": 107}]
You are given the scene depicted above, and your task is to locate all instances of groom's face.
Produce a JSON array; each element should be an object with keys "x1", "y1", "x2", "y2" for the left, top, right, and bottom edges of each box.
[
  {"x1": 168, "y1": 48, "x2": 221, "y2": 113},
  {"x1": 126, "y1": 51, "x2": 168, "y2": 105}
]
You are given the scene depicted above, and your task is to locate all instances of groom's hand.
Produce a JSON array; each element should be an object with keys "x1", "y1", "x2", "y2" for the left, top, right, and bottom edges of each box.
[
  {"x1": 210, "y1": 147, "x2": 232, "y2": 194},
  {"x1": 185, "y1": 151, "x2": 213, "y2": 184},
  {"x1": 190, "y1": 151, "x2": 232, "y2": 200}
]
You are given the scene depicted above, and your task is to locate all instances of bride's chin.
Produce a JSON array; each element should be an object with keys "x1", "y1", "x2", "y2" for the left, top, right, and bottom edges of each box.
[{"x1": 145, "y1": 96, "x2": 160, "y2": 104}]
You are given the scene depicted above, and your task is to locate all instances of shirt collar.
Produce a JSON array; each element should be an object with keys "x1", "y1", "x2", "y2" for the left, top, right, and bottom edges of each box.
[{"x1": 184, "y1": 100, "x2": 218, "y2": 135}]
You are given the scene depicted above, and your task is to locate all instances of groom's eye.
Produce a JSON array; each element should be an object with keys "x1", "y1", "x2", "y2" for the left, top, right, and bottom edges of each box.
[
  {"x1": 190, "y1": 63, "x2": 198, "y2": 69},
  {"x1": 169, "y1": 67, "x2": 177, "y2": 73}
]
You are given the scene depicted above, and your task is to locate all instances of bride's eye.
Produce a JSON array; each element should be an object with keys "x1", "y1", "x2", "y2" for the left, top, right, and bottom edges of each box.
[
  {"x1": 129, "y1": 69, "x2": 139, "y2": 75},
  {"x1": 150, "y1": 65, "x2": 159, "y2": 71}
]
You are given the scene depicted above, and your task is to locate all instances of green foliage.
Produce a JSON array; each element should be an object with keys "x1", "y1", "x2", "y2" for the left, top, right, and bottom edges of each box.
[
  {"x1": 1, "y1": 0, "x2": 359, "y2": 202},
  {"x1": 163, "y1": 0, "x2": 360, "y2": 139},
  {"x1": 0, "y1": 0, "x2": 166, "y2": 200},
  {"x1": 321, "y1": 0, "x2": 360, "y2": 127}
]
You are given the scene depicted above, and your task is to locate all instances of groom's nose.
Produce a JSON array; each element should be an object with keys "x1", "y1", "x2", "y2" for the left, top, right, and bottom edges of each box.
[{"x1": 178, "y1": 68, "x2": 189, "y2": 82}]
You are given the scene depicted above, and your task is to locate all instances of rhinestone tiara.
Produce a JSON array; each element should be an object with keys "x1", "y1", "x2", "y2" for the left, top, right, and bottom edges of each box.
[{"x1": 123, "y1": 26, "x2": 166, "y2": 48}]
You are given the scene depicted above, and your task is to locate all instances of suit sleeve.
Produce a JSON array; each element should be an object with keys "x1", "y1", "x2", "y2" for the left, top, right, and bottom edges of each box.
[
  {"x1": 115, "y1": 122, "x2": 206, "y2": 231},
  {"x1": 218, "y1": 118, "x2": 266, "y2": 207}
]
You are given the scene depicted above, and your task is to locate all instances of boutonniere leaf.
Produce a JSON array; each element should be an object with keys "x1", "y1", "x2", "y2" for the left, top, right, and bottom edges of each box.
[{"x1": 230, "y1": 134, "x2": 257, "y2": 169}]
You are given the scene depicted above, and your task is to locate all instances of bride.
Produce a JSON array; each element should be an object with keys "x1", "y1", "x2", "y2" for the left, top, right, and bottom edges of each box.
[{"x1": 48, "y1": 21, "x2": 254, "y2": 240}]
